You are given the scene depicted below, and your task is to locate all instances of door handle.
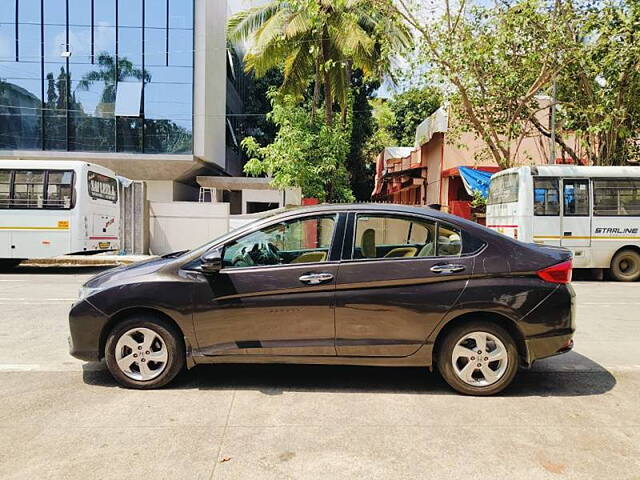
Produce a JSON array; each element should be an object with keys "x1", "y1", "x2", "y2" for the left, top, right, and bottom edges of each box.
[
  {"x1": 299, "y1": 272, "x2": 334, "y2": 285},
  {"x1": 430, "y1": 264, "x2": 465, "y2": 274}
]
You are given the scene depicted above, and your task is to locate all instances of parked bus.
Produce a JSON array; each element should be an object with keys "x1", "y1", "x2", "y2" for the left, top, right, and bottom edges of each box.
[
  {"x1": 0, "y1": 161, "x2": 120, "y2": 266},
  {"x1": 487, "y1": 165, "x2": 640, "y2": 281}
]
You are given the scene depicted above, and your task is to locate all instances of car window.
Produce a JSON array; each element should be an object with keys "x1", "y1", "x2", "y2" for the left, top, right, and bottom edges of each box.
[
  {"x1": 437, "y1": 224, "x2": 463, "y2": 257},
  {"x1": 353, "y1": 215, "x2": 439, "y2": 259},
  {"x1": 222, "y1": 215, "x2": 336, "y2": 268}
]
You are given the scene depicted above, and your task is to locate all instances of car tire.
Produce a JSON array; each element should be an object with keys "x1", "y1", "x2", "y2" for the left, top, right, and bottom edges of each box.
[
  {"x1": 609, "y1": 249, "x2": 640, "y2": 282},
  {"x1": 437, "y1": 321, "x2": 519, "y2": 396},
  {"x1": 105, "y1": 315, "x2": 185, "y2": 389}
]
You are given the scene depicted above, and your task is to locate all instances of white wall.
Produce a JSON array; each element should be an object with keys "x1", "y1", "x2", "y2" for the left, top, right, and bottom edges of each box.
[{"x1": 149, "y1": 202, "x2": 230, "y2": 255}]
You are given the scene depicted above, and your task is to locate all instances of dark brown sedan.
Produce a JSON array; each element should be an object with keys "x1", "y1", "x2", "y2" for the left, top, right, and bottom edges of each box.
[{"x1": 69, "y1": 204, "x2": 575, "y2": 395}]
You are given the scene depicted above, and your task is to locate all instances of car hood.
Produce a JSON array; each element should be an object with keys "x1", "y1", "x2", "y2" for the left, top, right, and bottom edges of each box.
[{"x1": 84, "y1": 256, "x2": 176, "y2": 288}]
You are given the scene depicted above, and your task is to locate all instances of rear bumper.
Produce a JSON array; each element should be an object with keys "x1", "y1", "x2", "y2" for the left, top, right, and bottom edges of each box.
[
  {"x1": 525, "y1": 333, "x2": 574, "y2": 365},
  {"x1": 68, "y1": 299, "x2": 109, "y2": 362}
]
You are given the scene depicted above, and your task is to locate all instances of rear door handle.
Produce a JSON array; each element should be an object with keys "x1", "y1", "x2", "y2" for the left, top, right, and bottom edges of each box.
[
  {"x1": 299, "y1": 272, "x2": 334, "y2": 285},
  {"x1": 430, "y1": 264, "x2": 465, "y2": 274}
]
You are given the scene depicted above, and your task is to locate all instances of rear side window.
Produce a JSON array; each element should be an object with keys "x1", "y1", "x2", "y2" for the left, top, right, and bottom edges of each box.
[
  {"x1": 594, "y1": 179, "x2": 640, "y2": 216},
  {"x1": 88, "y1": 171, "x2": 118, "y2": 203},
  {"x1": 352, "y1": 215, "x2": 462, "y2": 259},
  {"x1": 488, "y1": 173, "x2": 519, "y2": 205},
  {"x1": 533, "y1": 177, "x2": 560, "y2": 216}
]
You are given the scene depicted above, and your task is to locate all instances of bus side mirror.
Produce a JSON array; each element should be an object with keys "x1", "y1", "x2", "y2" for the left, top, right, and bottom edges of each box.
[{"x1": 200, "y1": 248, "x2": 223, "y2": 274}]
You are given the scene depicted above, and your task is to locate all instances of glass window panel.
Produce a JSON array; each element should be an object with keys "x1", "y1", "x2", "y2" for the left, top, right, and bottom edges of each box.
[
  {"x1": 353, "y1": 215, "x2": 437, "y2": 260},
  {"x1": 115, "y1": 81, "x2": 142, "y2": 116},
  {"x1": 43, "y1": 62, "x2": 68, "y2": 150},
  {"x1": 533, "y1": 177, "x2": 560, "y2": 216},
  {"x1": 94, "y1": 25, "x2": 116, "y2": 56},
  {"x1": 69, "y1": 26, "x2": 92, "y2": 64},
  {"x1": 563, "y1": 179, "x2": 589, "y2": 216},
  {"x1": 116, "y1": 116, "x2": 142, "y2": 152},
  {"x1": 94, "y1": 0, "x2": 116, "y2": 26},
  {"x1": 46, "y1": 169, "x2": 73, "y2": 208},
  {"x1": 168, "y1": 28, "x2": 191, "y2": 66},
  {"x1": 144, "y1": 80, "x2": 190, "y2": 119},
  {"x1": 0, "y1": 24, "x2": 16, "y2": 62},
  {"x1": 145, "y1": 0, "x2": 167, "y2": 28},
  {"x1": 69, "y1": 0, "x2": 92, "y2": 26},
  {"x1": 223, "y1": 216, "x2": 336, "y2": 268},
  {"x1": 144, "y1": 118, "x2": 191, "y2": 153},
  {"x1": 0, "y1": 170, "x2": 10, "y2": 207},
  {"x1": 0, "y1": 2, "x2": 16, "y2": 24},
  {"x1": 118, "y1": 0, "x2": 142, "y2": 27},
  {"x1": 0, "y1": 72, "x2": 43, "y2": 149},
  {"x1": 488, "y1": 173, "x2": 519, "y2": 205},
  {"x1": 13, "y1": 170, "x2": 45, "y2": 208},
  {"x1": 19, "y1": 23, "x2": 41, "y2": 62},
  {"x1": 20, "y1": 0, "x2": 42, "y2": 24},
  {"x1": 44, "y1": 23, "x2": 66, "y2": 62},
  {"x1": 117, "y1": 26, "x2": 142, "y2": 67},
  {"x1": 437, "y1": 224, "x2": 462, "y2": 257},
  {"x1": 594, "y1": 179, "x2": 640, "y2": 216},
  {"x1": 43, "y1": 0, "x2": 66, "y2": 26},
  {"x1": 169, "y1": 0, "x2": 192, "y2": 29},
  {"x1": 144, "y1": 26, "x2": 166, "y2": 66}
]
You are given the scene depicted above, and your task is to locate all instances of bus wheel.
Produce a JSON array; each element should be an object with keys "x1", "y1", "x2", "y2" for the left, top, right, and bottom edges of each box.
[{"x1": 610, "y1": 249, "x2": 640, "y2": 282}]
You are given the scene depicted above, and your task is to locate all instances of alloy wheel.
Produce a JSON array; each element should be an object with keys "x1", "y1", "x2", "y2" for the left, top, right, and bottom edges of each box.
[
  {"x1": 114, "y1": 327, "x2": 168, "y2": 381},
  {"x1": 451, "y1": 331, "x2": 508, "y2": 387}
]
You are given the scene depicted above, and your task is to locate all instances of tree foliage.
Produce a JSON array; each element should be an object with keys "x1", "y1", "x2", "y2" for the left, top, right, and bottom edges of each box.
[
  {"x1": 387, "y1": 87, "x2": 442, "y2": 146},
  {"x1": 242, "y1": 91, "x2": 355, "y2": 202}
]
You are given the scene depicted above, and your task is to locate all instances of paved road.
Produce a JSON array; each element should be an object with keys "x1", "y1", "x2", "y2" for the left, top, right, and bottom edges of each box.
[{"x1": 0, "y1": 268, "x2": 639, "y2": 479}]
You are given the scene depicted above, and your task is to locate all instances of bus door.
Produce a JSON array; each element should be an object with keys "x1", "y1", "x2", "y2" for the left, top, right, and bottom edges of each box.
[
  {"x1": 561, "y1": 178, "x2": 591, "y2": 247},
  {"x1": 533, "y1": 177, "x2": 561, "y2": 246}
]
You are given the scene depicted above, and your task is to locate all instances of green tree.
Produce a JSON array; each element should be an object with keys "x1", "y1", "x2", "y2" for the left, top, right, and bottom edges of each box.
[
  {"x1": 242, "y1": 91, "x2": 355, "y2": 202},
  {"x1": 227, "y1": 0, "x2": 411, "y2": 126},
  {"x1": 388, "y1": 87, "x2": 441, "y2": 146}
]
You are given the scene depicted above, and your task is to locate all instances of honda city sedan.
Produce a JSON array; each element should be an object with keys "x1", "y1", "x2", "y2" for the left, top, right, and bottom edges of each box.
[{"x1": 69, "y1": 203, "x2": 575, "y2": 395}]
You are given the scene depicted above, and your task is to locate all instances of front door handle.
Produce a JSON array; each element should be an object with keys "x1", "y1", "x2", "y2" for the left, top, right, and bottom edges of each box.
[
  {"x1": 430, "y1": 264, "x2": 466, "y2": 274},
  {"x1": 299, "y1": 272, "x2": 334, "y2": 285}
]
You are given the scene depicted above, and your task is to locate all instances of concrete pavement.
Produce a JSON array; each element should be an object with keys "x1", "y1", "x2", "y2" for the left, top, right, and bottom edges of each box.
[{"x1": 0, "y1": 269, "x2": 638, "y2": 479}]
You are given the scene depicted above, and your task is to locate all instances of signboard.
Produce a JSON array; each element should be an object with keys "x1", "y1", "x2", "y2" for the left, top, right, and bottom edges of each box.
[{"x1": 88, "y1": 172, "x2": 118, "y2": 203}]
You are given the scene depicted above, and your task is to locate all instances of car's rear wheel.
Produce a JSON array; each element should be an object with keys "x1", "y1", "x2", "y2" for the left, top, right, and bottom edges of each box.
[
  {"x1": 105, "y1": 315, "x2": 184, "y2": 389},
  {"x1": 437, "y1": 321, "x2": 519, "y2": 396},
  {"x1": 609, "y1": 249, "x2": 640, "y2": 282}
]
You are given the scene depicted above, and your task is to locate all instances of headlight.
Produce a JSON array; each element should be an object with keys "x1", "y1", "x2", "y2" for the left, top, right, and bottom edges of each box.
[{"x1": 78, "y1": 286, "x2": 102, "y2": 301}]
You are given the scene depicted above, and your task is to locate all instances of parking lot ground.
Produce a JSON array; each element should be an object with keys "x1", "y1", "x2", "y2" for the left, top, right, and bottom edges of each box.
[{"x1": 0, "y1": 268, "x2": 639, "y2": 479}]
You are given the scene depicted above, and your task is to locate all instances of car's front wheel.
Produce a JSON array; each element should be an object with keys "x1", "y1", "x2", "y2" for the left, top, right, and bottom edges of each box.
[
  {"x1": 105, "y1": 315, "x2": 185, "y2": 389},
  {"x1": 437, "y1": 321, "x2": 519, "y2": 396}
]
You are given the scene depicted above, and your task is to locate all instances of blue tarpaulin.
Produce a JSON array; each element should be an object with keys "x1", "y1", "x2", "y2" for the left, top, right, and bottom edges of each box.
[{"x1": 458, "y1": 167, "x2": 494, "y2": 199}]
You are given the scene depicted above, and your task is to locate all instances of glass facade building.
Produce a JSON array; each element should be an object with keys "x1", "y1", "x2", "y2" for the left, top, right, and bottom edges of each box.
[{"x1": 0, "y1": 0, "x2": 193, "y2": 154}]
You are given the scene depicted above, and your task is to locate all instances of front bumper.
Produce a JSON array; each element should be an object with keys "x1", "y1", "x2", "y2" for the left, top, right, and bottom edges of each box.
[{"x1": 68, "y1": 299, "x2": 109, "y2": 362}]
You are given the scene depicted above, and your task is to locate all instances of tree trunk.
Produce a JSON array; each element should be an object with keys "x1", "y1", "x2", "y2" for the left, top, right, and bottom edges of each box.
[
  {"x1": 311, "y1": 57, "x2": 321, "y2": 121},
  {"x1": 321, "y1": 27, "x2": 333, "y2": 126}
]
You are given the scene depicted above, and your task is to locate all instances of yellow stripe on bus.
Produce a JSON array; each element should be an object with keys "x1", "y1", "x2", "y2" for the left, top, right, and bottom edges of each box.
[
  {"x1": 534, "y1": 235, "x2": 640, "y2": 240},
  {"x1": 0, "y1": 226, "x2": 70, "y2": 231}
]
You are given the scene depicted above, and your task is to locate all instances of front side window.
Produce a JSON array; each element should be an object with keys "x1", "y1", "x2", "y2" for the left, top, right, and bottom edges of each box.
[
  {"x1": 488, "y1": 173, "x2": 519, "y2": 205},
  {"x1": 533, "y1": 177, "x2": 560, "y2": 216},
  {"x1": 353, "y1": 214, "x2": 461, "y2": 259},
  {"x1": 223, "y1": 215, "x2": 336, "y2": 268},
  {"x1": 88, "y1": 171, "x2": 118, "y2": 203},
  {"x1": 594, "y1": 179, "x2": 640, "y2": 216}
]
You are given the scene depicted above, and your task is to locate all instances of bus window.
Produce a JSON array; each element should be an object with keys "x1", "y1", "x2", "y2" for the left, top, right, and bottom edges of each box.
[
  {"x1": 533, "y1": 177, "x2": 560, "y2": 216},
  {"x1": 563, "y1": 179, "x2": 589, "y2": 216},
  {"x1": 488, "y1": 173, "x2": 519, "y2": 205},
  {"x1": 13, "y1": 171, "x2": 44, "y2": 209},
  {"x1": 594, "y1": 179, "x2": 640, "y2": 216},
  {"x1": 0, "y1": 171, "x2": 10, "y2": 208},
  {"x1": 46, "y1": 171, "x2": 74, "y2": 209},
  {"x1": 88, "y1": 171, "x2": 118, "y2": 203}
]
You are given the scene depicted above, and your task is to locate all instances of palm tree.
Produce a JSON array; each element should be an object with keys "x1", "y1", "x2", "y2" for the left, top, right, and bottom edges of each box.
[{"x1": 227, "y1": 0, "x2": 410, "y2": 126}]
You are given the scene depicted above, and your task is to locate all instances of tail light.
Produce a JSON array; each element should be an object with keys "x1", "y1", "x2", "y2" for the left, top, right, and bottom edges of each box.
[{"x1": 537, "y1": 260, "x2": 573, "y2": 284}]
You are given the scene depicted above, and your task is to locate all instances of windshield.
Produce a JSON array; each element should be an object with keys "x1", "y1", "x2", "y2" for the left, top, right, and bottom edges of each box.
[{"x1": 488, "y1": 173, "x2": 519, "y2": 205}]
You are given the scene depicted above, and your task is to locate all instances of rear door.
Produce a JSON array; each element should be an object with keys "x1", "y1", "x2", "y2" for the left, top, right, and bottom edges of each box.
[
  {"x1": 334, "y1": 212, "x2": 474, "y2": 357},
  {"x1": 561, "y1": 178, "x2": 591, "y2": 247}
]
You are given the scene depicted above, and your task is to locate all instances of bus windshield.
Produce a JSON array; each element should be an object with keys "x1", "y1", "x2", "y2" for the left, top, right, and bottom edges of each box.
[{"x1": 488, "y1": 173, "x2": 519, "y2": 205}]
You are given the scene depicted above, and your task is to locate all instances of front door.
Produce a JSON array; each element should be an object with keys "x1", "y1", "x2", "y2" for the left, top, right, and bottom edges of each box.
[
  {"x1": 561, "y1": 179, "x2": 591, "y2": 247},
  {"x1": 532, "y1": 176, "x2": 561, "y2": 246},
  {"x1": 192, "y1": 213, "x2": 342, "y2": 356},
  {"x1": 334, "y1": 213, "x2": 474, "y2": 357}
]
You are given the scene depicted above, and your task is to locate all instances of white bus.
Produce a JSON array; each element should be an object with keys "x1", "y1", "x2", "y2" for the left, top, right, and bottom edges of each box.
[
  {"x1": 0, "y1": 161, "x2": 120, "y2": 265},
  {"x1": 487, "y1": 165, "x2": 640, "y2": 281}
]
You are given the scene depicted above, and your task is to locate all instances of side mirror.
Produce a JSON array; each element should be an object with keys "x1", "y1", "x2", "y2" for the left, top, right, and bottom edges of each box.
[{"x1": 200, "y1": 248, "x2": 223, "y2": 274}]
